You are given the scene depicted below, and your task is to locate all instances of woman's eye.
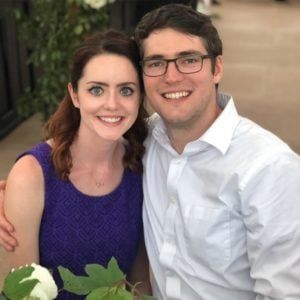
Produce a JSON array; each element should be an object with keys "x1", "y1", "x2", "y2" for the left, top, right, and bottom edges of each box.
[
  {"x1": 89, "y1": 86, "x2": 103, "y2": 96},
  {"x1": 120, "y1": 87, "x2": 134, "y2": 97}
]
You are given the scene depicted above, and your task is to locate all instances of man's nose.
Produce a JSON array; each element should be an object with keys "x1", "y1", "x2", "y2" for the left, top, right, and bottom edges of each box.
[{"x1": 164, "y1": 61, "x2": 184, "y2": 83}]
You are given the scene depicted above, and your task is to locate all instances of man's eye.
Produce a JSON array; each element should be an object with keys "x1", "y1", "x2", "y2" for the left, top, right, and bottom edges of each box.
[
  {"x1": 120, "y1": 87, "x2": 134, "y2": 96},
  {"x1": 182, "y1": 56, "x2": 200, "y2": 64},
  {"x1": 89, "y1": 86, "x2": 103, "y2": 96},
  {"x1": 147, "y1": 60, "x2": 164, "y2": 68}
]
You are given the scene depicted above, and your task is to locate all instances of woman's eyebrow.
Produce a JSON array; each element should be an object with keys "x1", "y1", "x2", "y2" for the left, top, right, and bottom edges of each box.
[{"x1": 85, "y1": 81, "x2": 137, "y2": 87}]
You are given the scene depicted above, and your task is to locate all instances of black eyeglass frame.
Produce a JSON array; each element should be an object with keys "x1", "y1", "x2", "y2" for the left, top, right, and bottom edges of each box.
[{"x1": 140, "y1": 54, "x2": 212, "y2": 77}]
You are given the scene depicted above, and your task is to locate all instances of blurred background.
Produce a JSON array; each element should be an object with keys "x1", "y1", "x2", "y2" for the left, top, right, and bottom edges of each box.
[{"x1": 0, "y1": 0, "x2": 300, "y2": 289}]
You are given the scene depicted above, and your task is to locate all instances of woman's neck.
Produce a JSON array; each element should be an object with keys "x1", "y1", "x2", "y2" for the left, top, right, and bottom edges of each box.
[
  {"x1": 68, "y1": 136, "x2": 125, "y2": 195},
  {"x1": 70, "y1": 136, "x2": 124, "y2": 169}
]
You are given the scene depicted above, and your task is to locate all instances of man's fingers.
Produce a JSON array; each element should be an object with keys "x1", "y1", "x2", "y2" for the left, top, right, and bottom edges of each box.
[
  {"x1": 0, "y1": 180, "x2": 16, "y2": 251},
  {"x1": 0, "y1": 218, "x2": 14, "y2": 233},
  {"x1": 0, "y1": 189, "x2": 5, "y2": 213},
  {"x1": 0, "y1": 188, "x2": 14, "y2": 232},
  {"x1": 0, "y1": 180, "x2": 6, "y2": 190},
  {"x1": 0, "y1": 230, "x2": 18, "y2": 249},
  {"x1": 1, "y1": 242, "x2": 15, "y2": 252}
]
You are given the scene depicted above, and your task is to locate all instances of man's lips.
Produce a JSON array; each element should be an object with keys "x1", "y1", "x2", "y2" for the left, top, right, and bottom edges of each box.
[{"x1": 162, "y1": 91, "x2": 191, "y2": 99}]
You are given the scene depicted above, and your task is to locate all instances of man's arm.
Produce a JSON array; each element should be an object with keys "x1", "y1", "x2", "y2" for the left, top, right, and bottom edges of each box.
[
  {"x1": 127, "y1": 235, "x2": 152, "y2": 295},
  {"x1": 0, "y1": 180, "x2": 18, "y2": 251},
  {"x1": 242, "y1": 153, "x2": 300, "y2": 299}
]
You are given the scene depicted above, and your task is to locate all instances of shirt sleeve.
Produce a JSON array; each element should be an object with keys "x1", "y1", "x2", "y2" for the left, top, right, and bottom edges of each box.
[{"x1": 241, "y1": 152, "x2": 300, "y2": 300}]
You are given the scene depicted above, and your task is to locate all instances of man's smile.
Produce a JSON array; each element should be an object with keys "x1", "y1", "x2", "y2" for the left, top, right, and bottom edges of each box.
[{"x1": 162, "y1": 91, "x2": 191, "y2": 100}]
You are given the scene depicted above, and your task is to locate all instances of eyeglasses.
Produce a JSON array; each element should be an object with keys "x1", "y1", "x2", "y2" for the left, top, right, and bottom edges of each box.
[{"x1": 140, "y1": 53, "x2": 211, "y2": 77}]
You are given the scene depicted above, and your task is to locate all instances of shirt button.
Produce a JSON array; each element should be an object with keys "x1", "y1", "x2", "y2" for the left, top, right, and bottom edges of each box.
[
  {"x1": 170, "y1": 196, "x2": 176, "y2": 203},
  {"x1": 166, "y1": 236, "x2": 172, "y2": 243}
]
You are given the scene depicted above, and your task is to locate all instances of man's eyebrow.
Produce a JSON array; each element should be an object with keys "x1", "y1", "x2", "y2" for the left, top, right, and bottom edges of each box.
[
  {"x1": 177, "y1": 50, "x2": 204, "y2": 56},
  {"x1": 143, "y1": 50, "x2": 204, "y2": 61},
  {"x1": 143, "y1": 54, "x2": 165, "y2": 61}
]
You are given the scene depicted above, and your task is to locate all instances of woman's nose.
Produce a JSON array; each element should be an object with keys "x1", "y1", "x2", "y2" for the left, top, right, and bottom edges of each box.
[{"x1": 103, "y1": 92, "x2": 118, "y2": 110}]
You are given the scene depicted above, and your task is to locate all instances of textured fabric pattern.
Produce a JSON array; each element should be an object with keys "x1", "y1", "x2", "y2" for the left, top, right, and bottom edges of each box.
[{"x1": 18, "y1": 142, "x2": 143, "y2": 299}]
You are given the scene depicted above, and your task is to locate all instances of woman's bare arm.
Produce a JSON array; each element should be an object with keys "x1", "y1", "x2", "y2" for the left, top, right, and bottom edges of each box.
[{"x1": 5, "y1": 155, "x2": 44, "y2": 268}]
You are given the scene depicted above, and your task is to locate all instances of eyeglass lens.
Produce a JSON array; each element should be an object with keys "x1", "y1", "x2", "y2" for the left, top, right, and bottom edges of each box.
[{"x1": 143, "y1": 54, "x2": 207, "y2": 76}]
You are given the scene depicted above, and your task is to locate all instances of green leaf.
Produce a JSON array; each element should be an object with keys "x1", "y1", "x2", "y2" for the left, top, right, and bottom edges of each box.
[
  {"x1": 58, "y1": 266, "x2": 95, "y2": 295},
  {"x1": 59, "y1": 257, "x2": 126, "y2": 295},
  {"x1": 74, "y1": 24, "x2": 83, "y2": 35},
  {"x1": 106, "y1": 257, "x2": 126, "y2": 283},
  {"x1": 113, "y1": 289, "x2": 133, "y2": 300},
  {"x1": 87, "y1": 286, "x2": 133, "y2": 300},
  {"x1": 86, "y1": 287, "x2": 111, "y2": 300},
  {"x1": 14, "y1": 9, "x2": 21, "y2": 20},
  {"x1": 40, "y1": 52, "x2": 47, "y2": 62},
  {"x1": 85, "y1": 258, "x2": 125, "y2": 287},
  {"x1": 84, "y1": 264, "x2": 110, "y2": 286},
  {"x1": 3, "y1": 266, "x2": 39, "y2": 300}
]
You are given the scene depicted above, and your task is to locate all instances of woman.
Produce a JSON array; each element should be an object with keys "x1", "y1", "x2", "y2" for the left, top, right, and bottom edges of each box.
[{"x1": 1, "y1": 30, "x2": 150, "y2": 298}]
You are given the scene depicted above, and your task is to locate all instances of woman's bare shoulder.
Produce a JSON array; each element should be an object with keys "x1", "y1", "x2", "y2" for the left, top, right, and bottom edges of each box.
[{"x1": 6, "y1": 154, "x2": 43, "y2": 190}]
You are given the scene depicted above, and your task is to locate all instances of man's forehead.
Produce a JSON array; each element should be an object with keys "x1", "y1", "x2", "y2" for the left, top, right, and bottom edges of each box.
[{"x1": 142, "y1": 29, "x2": 207, "y2": 58}]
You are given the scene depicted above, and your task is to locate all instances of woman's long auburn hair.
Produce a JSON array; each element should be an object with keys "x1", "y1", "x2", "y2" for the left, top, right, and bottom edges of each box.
[{"x1": 44, "y1": 30, "x2": 148, "y2": 180}]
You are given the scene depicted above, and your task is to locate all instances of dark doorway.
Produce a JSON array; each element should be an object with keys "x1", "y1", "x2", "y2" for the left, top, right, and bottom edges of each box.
[{"x1": 0, "y1": 0, "x2": 34, "y2": 140}]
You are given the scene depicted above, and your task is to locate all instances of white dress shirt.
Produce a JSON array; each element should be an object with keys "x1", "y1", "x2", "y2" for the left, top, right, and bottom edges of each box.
[{"x1": 143, "y1": 93, "x2": 300, "y2": 300}]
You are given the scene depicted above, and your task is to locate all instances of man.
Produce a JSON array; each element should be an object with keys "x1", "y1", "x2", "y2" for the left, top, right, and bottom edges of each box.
[
  {"x1": 1, "y1": 4, "x2": 300, "y2": 299},
  {"x1": 134, "y1": 4, "x2": 300, "y2": 299}
]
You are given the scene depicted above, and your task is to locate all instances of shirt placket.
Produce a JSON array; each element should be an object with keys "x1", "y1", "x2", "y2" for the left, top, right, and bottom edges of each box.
[{"x1": 159, "y1": 157, "x2": 186, "y2": 299}]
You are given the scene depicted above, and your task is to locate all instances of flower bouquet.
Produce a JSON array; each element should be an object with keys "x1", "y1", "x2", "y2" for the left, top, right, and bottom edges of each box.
[{"x1": 0, "y1": 258, "x2": 155, "y2": 300}]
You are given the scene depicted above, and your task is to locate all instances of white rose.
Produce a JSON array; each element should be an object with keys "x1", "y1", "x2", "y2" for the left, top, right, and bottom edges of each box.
[
  {"x1": 20, "y1": 263, "x2": 58, "y2": 300},
  {"x1": 84, "y1": 0, "x2": 115, "y2": 10}
]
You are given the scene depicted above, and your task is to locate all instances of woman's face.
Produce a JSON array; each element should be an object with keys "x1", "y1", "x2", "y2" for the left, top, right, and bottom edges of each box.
[{"x1": 69, "y1": 54, "x2": 141, "y2": 142}]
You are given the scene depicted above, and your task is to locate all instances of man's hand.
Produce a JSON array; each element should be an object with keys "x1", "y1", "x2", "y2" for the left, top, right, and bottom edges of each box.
[{"x1": 0, "y1": 180, "x2": 18, "y2": 251}]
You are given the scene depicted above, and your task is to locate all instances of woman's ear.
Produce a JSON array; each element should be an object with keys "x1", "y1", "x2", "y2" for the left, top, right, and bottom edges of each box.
[
  {"x1": 213, "y1": 55, "x2": 224, "y2": 85},
  {"x1": 68, "y1": 83, "x2": 79, "y2": 108}
]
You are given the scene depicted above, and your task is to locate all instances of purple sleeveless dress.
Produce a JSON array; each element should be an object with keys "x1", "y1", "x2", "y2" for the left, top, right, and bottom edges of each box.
[{"x1": 18, "y1": 142, "x2": 143, "y2": 299}]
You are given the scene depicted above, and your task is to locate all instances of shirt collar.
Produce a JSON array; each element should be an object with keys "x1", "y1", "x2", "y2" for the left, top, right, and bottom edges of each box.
[
  {"x1": 151, "y1": 93, "x2": 240, "y2": 155},
  {"x1": 199, "y1": 93, "x2": 240, "y2": 154}
]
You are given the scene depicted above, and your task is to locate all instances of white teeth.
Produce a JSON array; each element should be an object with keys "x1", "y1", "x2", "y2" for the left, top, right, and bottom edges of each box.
[
  {"x1": 164, "y1": 91, "x2": 190, "y2": 99},
  {"x1": 99, "y1": 116, "x2": 121, "y2": 123}
]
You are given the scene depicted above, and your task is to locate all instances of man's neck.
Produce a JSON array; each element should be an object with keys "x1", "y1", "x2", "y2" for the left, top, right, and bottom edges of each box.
[{"x1": 166, "y1": 104, "x2": 222, "y2": 154}]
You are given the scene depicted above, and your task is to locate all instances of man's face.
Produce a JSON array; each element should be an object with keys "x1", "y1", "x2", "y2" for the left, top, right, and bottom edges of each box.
[{"x1": 142, "y1": 28, "x2": 223, "y2": 134}]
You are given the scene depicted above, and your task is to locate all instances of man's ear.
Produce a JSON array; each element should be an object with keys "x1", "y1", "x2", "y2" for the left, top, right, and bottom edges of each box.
[
  {"x1": 213, "y1": 55, "x2": 224, "y2": 85},
  {"x1": 68, "y1": 83, "x2": 79, "y2": 108}
]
